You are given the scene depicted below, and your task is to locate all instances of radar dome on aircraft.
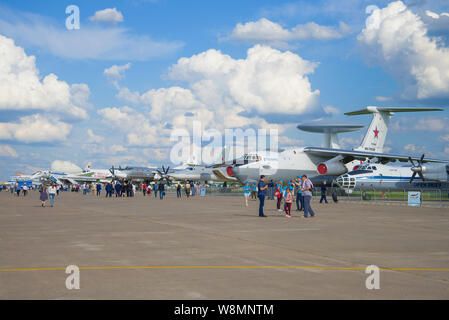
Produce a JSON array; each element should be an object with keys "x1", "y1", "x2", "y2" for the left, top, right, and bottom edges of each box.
[{"x1": 297, "y1": 122, "x2": 364, "y2": 149}]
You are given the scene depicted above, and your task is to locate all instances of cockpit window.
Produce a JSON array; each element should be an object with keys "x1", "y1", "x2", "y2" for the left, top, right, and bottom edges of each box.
[
  {"x1": 348, "y1": 169, "x2": 373, "y2": 175},
  {"x1": 243, "y1": 154, "x2": 261, "y2": 161}
]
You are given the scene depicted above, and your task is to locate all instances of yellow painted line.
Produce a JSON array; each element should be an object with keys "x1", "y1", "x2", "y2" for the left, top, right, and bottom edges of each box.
[{"x1": 0, "y1": 266, "x2": 449, "y2": 272}]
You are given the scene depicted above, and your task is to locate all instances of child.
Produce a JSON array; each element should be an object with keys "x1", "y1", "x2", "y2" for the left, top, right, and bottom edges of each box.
[
  {"x1": 276, "y1": 180, "x2": 283, "y2": 211},
  {"x1": 284, "y1": 186, "x2": 293, "y2": 217}
]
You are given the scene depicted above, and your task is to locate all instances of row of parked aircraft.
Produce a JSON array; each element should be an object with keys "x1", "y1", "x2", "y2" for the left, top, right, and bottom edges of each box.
[
  {"x1": 10, "y1": 106, "x2": 448, "y2": 191},
  {"x1": 211, "y1": 106, "x2": 449, "y2": 190},
  {"x1": 10, "y1": 161, "x2": 236, "y2": 186}
]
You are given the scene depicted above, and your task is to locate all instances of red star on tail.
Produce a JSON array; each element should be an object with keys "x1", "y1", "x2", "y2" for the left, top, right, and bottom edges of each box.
[{"x1": 373, "y1": 127, "x2": 379, "y2": 138}]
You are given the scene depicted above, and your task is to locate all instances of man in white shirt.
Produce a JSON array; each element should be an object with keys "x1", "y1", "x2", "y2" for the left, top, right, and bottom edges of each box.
[{"x1": 48, "y1": 184, "x2": 57, "y2": 207}]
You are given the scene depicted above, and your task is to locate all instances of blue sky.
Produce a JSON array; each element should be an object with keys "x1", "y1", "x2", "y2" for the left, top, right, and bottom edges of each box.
[{"x1": 0, "y1": 0, "x2": 449, "y2": 179}]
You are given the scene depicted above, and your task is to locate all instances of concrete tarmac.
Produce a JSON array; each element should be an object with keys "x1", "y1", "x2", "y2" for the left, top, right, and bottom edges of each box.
[{"x1": 0, "y1": 190, "x2": 448, "y2": 299}]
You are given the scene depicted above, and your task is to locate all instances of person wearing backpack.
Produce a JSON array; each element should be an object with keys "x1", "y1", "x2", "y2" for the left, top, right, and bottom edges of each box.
[{"x1": 301, "y1": 175, "x2": 315, "y2": 218}]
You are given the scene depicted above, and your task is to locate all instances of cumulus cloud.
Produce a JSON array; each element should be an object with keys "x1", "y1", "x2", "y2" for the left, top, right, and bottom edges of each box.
[
  {"x1": 227, "y1": 18, "x2": 350, "y2": 47},
  {"x1": 0, "y1": 8, "x2": 183, "y2": 60},
  {"x1": 0, "y1": 114, "x2": 72, "y2": 143},
  {"x1": 0, "y1": 35, "x2": 89, "y2": 120},
  {"x1": 0, "y1": 145, "x2": 18, "y2": 158},
  {"x1": 323, "y1": 105, "x2": 340, "y2": 115},
  {"x1": 89, "y1": 8, "x2": 124, "y2": 24},
  {"x1": 87, "y1": 129, "x2": 104, "y2": 143},
  {"x1": 357, "y1": 1, "x2": 449, "y2": 100},
  {"x1": 109, "y1": 144, "x2": 127, "y2": 154},
  {"x1": 98, "y1": 45, "x2": 321, "y2": 150},
  {"x1": 104, "y1": 63, "x2": 131, "y2": 86},
  {"x1": 103, "y1": 63, "x2": 131, "y2": 81},
  {"x1": 168, "y1": 45, "x2": 321, "y2": 115}
]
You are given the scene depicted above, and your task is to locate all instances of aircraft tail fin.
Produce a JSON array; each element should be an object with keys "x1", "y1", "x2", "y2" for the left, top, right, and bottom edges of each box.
[
  {"x1": 84, "y1": 162, "x2": 92, "y2": 171},
  {"x1": 346, "y1": 106, "x2": 442, "y2": 153}
]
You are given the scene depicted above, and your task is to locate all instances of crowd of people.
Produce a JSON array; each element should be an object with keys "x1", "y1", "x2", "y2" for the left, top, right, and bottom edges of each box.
[
  {"x1": 252, "y1": 175, "x2": 329, "y2": 218},
  {"x1": 7, "y1": 176, "x2": 328, "y2": 217}
]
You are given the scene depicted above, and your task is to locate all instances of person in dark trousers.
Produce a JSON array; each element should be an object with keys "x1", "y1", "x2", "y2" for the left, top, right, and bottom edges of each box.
[
  {"x1": 176, "y1": 183, "x2": 182, "y2": 198},
  {"x1": 293, "y1": 176, "x2": 304, "y2": 211},
  {"x1": 268, "y1": 180, "x2": 275, "y2": 200},
  {"x1": 115, "y1": 182, "x2": 121, "y2": 197},
  {"x1": 257, "y1": 175, "x2": 268, "y2": 217},
  {"x1": 320, "y1": 181, "x2": 328, "y2": 203},
  {"x1": 105, "y1": 183, "x2": 113, "y2": 197},
  {"x1": 159, "y1": 182, "x2": 165, "y2": 199},
  {"x1": 96, "y1": 183, "x2": 102, "y2": 196}
]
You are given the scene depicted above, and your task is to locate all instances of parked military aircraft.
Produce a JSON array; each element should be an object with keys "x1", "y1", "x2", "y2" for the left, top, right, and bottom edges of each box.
[
  {"x1": 167, "y1": 165, "x2": 237, "y2": 182},
  {"x1": 335, "y1": 154, "x2": 449, "y2": 190},
  {"x1": 214, "y1": 106, "x2": 444, "y2": 183}
]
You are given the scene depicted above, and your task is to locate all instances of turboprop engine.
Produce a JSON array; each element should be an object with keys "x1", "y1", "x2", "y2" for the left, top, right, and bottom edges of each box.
[{"x1": 317, "y1": 155, "x2": 347, "y2": 176}]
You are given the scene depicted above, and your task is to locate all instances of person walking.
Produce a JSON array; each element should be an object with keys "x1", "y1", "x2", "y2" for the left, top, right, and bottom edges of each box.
[
  {"x1": 23, "y1": 185, "x2": 28, "y2": 197},
  {"x1": 320, "y1": 181, "x2": 328, "y2": 204},
  {"x1": 284, "y1": 186, "x2": 293, "y2": 217},
  {"x1": 257, "y1": 175, "x2": 268, "y2": 217},
  {"x1": 159, "y1": 182, "x2": 165, "y2": 200},
  {"x1": 39, "y1": 184, "x2": 48, "y2": 207},
  {"x1": 48, "y1": 183, "x2": 57, "y2": 207},
  {"x1": 154, "y1": 183, "x2": 158, "y2": 198},
  {"x1": 276, "y1": 180, "x2": 283, "y2": 211},
  {"x1": 142, "y1": 183, "x2": 147, "y2": 196},
  {"x1": 176, "y1": 183, "x2": 182, "y2": 198},
  {"x1": 301, "y1": 175, "x2": 315, "y2": 218},
  {"x1": 250, "y1": 183, "x2": 257, "y2": 200},
  {"x1": 243, "y1": 181, "x2": 251, "y2": 206}
]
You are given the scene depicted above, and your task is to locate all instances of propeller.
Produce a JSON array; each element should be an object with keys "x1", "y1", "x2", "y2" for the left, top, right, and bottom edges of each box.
[
  {"x1": 408, "y1": 153, "x2": 426, "y2": 184},
  {"x1": 156, "y1": 165, "x2": 172, "y2": 185}
]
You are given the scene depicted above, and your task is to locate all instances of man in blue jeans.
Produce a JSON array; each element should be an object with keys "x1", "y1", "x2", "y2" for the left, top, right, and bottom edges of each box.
[
  {"x1": 300, "y1": 175, "x2": 315, "y2": 218},
  {"x1": 294, "y1": 176, "x2": 304, "y2": 211},
  {"x1": 257, "y1": 175, "x2": 268, "y2": 217}
]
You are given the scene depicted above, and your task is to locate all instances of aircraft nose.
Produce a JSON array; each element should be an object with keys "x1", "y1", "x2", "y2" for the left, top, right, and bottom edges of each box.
[{"x1": 335, "y1": 174, "x2": 356, "y2": 189}]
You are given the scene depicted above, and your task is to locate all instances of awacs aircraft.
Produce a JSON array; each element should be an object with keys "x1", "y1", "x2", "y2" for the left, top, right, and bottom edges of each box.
[
  {"x1": 167, "y1": 165, "x2": 237, "y2": 182},
  {"x1": 216, "y1": 106, "x2": 444, "y2": 183},
  {"x1": 336, "y1": 155, "x2": 449, "y2": 190}
]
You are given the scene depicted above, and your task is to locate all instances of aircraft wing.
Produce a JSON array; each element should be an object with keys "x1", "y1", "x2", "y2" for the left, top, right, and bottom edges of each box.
[
  {"x1": 212, "y1": 169, "x2": 238, "y2": 182},
  {"x1": 303, "y1": 147, "x2": 449, "y2": 164},
  {"x1": 66, "y1": 178, "x2": 78, "y2": 185}
]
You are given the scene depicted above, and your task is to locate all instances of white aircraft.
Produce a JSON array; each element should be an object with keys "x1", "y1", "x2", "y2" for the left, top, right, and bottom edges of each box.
[
  {"x1": 167, "y1": 165, "x2": 237, "y2": 182},
  {"x1": 215, "y1": 106, "x2": 445, "y2": 183},
  {"x1": 335, "y1": 155, "x2": 449, "y2": 191}
]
